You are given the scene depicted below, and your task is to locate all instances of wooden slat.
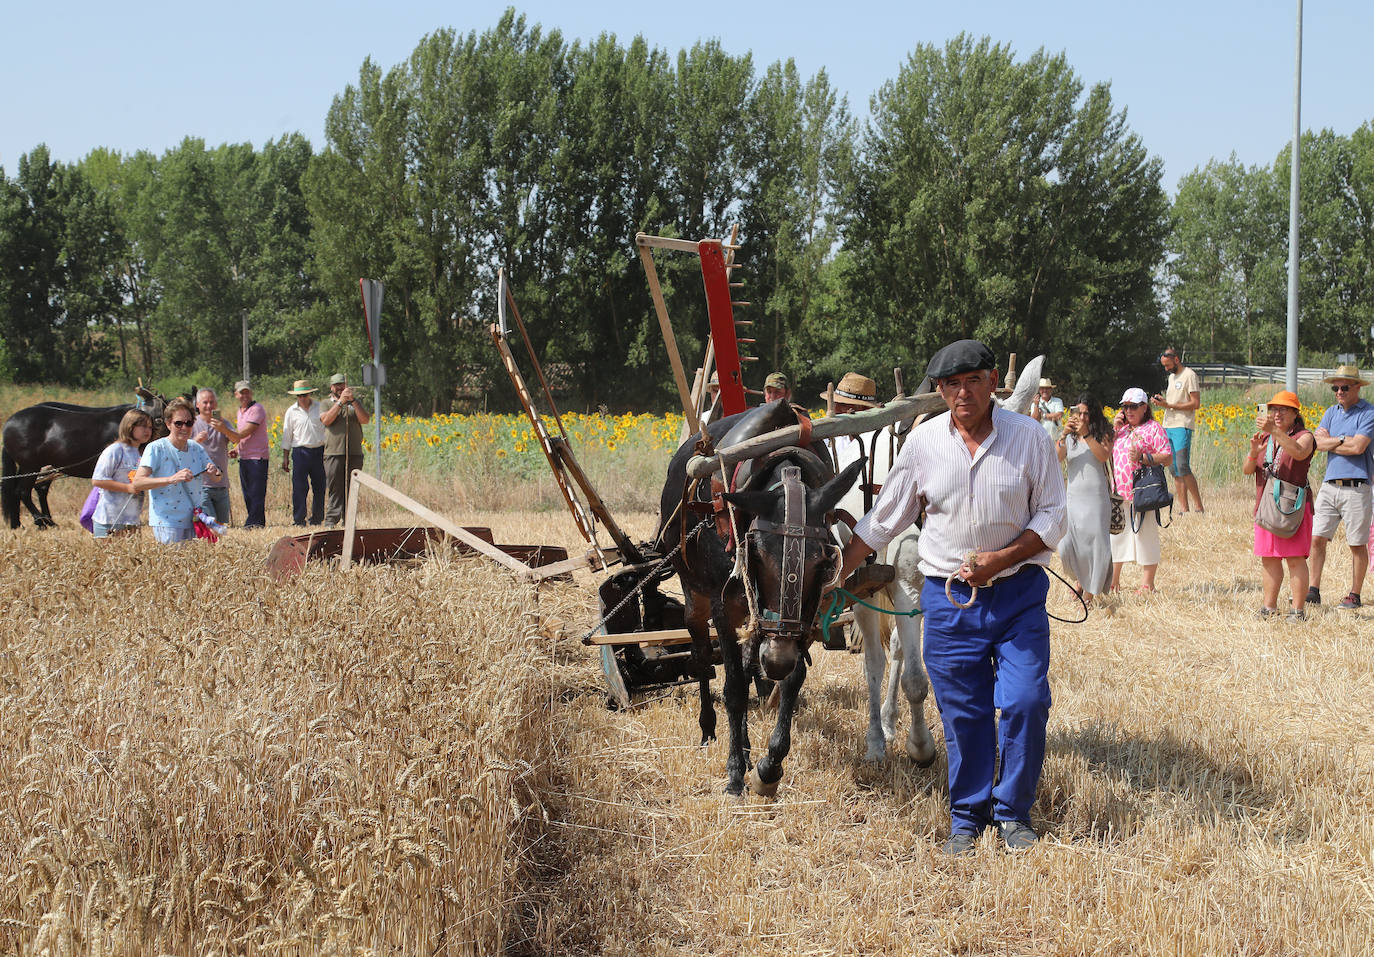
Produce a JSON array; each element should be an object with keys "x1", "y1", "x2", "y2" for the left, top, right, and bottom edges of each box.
[
  {"x1": 635, "y1": 233, "x2": 700, "y2": 253},
  {"x1": 529, "y1": 546, "x2": 623, "y2": 581},
  {"x1": 490, "y1": 325, "x2": 597, "y2": 544},
  {"x1": 340, "y1": 471, "x2": 363, "y2": 568},
  {"x1": 348, "y1": 470, "x2": 535, "y2": 579},
  {"x1": 638, "y1": 242, "x2": 700, "y2": 435},
  {"x1": 551, "y1": 439, "x2": 643, "y2": 564},
  {"x1": 585, "y1": 626, "x2": 710, "y2": 647}
]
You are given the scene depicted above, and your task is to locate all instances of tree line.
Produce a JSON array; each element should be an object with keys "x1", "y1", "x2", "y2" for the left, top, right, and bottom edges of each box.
[
  {"x1": 1168, "y1": 128, "x2": 1374, "y2": 367},
  {"x1": 2, "y1": 11, "x2": 1370, "y2": 412}
]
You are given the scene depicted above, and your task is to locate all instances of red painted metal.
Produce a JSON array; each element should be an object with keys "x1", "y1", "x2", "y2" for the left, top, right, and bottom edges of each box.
[
  {"x1": 265, "y1": 526, "x2": 570, "y2": 582},
  {"x1": 699, "y1": 240, "x2": 746, "y2": 416}
]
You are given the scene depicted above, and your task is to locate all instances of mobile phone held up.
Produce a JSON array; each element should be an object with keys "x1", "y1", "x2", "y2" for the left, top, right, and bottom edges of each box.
[{"x1": 1257, "y1": 403, "x2": 1268, "y2": 415}]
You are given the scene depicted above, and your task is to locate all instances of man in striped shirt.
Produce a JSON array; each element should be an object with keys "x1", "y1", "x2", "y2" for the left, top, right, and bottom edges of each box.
[{"x1": 837, "y1": 339, "x2": 1067, "y2": 855}]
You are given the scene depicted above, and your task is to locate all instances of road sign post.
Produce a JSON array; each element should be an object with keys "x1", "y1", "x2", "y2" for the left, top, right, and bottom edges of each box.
[{"x1": 359, "y1": 280, "x2": 385, "y2": 477}]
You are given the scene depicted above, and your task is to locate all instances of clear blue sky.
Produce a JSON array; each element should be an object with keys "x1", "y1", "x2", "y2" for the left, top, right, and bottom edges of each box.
[{"x1": 4, "y1": 0, "x2": 1370, "y2": 194}]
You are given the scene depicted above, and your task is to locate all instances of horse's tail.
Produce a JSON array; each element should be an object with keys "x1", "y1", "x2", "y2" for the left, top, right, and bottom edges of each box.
[{"x1": 1, "y1": 444, "x2": 19, "y2": 529}]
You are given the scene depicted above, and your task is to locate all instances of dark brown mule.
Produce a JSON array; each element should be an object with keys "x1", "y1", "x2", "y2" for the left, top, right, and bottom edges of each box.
[{"x1": 657, "y1": 400, "x2": 863, "y2": 796}]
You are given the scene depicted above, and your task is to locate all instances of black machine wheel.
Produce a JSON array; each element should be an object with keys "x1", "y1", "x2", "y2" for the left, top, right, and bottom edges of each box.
[{"x1": 596, "y1": 558, "x2": 719, "y2": 706}]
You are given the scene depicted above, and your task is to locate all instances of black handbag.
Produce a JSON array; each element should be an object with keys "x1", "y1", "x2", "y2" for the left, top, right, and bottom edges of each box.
[{"x1": 1130, "y1": 463, "x2": 1173, "y2": 532}]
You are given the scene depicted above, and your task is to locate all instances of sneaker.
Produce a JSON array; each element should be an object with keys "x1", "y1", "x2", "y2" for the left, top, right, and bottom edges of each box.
[
  {"x1": 1285, "y1": 608, "x2": 1307, "y2": 621},
  {"x1": 997, "y1": 820, "x2": 1039, "y2": 851},
  {"x1": 1338, "y1": 593, "x2": 1362, "y2": 610},
  {"x1": 1257, "y1": 607, "x2": 1279, "y2": 620},
  {"x1": 1307, "y1": 587, "x2": 1321, "y2": 605},
  {"x1": 941, "y1": 830, "x2": 979, "y2": 857}
]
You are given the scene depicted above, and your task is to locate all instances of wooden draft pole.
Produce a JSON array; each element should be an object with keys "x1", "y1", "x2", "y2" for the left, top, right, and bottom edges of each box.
[{"x1": 686, "y1": 392, "x2": 949, "y2": 480}]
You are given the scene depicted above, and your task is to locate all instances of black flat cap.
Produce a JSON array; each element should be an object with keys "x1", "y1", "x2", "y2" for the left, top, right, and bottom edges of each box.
[{"x1": 926, "y1": 339, "x2": 997, "y2": 381}]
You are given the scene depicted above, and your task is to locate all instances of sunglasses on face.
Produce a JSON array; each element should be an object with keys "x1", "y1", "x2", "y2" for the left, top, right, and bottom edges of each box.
[
  {"x1": 170, "y1": 419, "x2": 194, "y2": 428},
  {"x1": 1121, "y1": 402, "x2": 1143, "y2": 410},
  {"x1": 1332, "y1": 384, "x2": 1354, "y2": 393}
]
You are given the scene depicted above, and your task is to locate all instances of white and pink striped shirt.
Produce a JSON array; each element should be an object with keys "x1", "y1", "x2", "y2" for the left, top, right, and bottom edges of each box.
[{"x1": 854, "y1": 407, "x2": 1067, "y2": 581}]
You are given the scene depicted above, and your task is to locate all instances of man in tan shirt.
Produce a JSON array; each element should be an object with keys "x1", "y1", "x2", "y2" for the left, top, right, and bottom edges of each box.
[
  {"x1": 320, "y1": 373, "x2": 371, "y2": 525},
  {"x1": 1153, "y1": 347, "x2": 1204, "y2": 514}
]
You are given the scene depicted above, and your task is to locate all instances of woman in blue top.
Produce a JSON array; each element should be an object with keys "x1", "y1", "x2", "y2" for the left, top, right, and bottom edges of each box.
[
  {"x1": 90, "y1": 408, "x2": 154, "y2": 537},
  {"x1": 133, "y1": 397, "x2": 223, "y2": 544}
]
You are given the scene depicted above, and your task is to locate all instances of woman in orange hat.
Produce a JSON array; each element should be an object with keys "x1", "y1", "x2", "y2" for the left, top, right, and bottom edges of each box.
[{"x1": 1242, "y1": 390, "x2": 1315, "y2": 620}]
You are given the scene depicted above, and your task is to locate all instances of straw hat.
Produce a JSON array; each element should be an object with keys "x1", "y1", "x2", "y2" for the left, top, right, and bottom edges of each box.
[
  {"x1": 1038, "y1": 377, "x2": 1055, "y2": 389},
  {"x1": 1322, "y1": 364, "x2": 1369, "y2": 386},
  {"x1": 1267, "y1": 389, "x2": 1301, "y2": 410},
  {"x1": 287, "y1": 379, "x2": 318, "y2": 395},
  {"x1": 820, "y1": 372, "x2": 880, "y2": 408}
]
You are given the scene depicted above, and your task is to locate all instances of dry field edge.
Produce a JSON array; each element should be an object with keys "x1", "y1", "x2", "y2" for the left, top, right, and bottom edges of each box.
[{"x1": 1, "y1": 476, "x2": 1372, "y2": 953}]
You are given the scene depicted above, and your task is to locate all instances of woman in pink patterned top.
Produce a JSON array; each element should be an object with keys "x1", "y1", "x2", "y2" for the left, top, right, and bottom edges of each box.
[{"x1": 1109, "y1": 387, "x2": 1173, "y2": 593}]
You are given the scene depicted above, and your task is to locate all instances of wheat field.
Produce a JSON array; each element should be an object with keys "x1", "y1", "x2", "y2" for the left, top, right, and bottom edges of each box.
[{"x1": 1, "y1": 462, "x2": 1372, "y2": 954}]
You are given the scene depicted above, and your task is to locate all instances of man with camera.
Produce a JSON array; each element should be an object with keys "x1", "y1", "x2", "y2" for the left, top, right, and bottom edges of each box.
[
  {"x1": 321, "y1": 373, "x2": 371, "y2": 526},
  {"x1": 192, "y1": 388, "x2": 232, "y2": 525},
  {"x1": 1153, "y1": 347, "x2": 1205, "y2": 514}
]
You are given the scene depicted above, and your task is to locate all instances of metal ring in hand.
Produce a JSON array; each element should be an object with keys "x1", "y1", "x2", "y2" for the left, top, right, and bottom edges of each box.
[{"x1": 945, "y1": 574, "x2": 977, "y2": 609}]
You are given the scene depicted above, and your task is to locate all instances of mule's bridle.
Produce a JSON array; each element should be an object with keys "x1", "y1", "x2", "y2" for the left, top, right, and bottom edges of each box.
[{"x1": 746, "y1": 466, "x2": 837, "y2": 637}]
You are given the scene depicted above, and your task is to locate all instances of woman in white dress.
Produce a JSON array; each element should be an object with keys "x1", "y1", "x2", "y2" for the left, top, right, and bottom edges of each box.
[{"x1": 1056, "y1": 395, "x2": 1114, "y2": 603}]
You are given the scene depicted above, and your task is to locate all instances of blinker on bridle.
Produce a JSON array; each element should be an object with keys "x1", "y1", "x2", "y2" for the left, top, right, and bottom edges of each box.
[{"x1": 747, "y1": 466, "x2": 835, "y2": 637}]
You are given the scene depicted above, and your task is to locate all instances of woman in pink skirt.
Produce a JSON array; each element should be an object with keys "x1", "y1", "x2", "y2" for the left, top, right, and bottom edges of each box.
[{"x1": 1242, "y1": 390, "x2": 1315, "y2": 620}]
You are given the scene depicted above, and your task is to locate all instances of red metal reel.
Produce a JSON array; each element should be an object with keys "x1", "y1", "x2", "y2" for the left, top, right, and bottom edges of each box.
[{"x1": 699, "y1": 240, "x2": 746, "y2": 416}]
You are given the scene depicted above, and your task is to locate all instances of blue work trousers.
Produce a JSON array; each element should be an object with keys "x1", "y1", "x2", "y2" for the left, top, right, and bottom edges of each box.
[
  {"x1": 921, "y1": 566, "x2": 1052, "y2": 834},
  {"x1": 290, "y1": 446, "x2": 326, "y2": 526},
  {"x1": 239, "y1": 458, "x2": 269, "y2": 528}
]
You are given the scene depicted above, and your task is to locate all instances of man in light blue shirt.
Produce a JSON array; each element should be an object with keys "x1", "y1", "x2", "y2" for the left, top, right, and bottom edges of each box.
[{"x1": 1308, "y1": 365, "x2": 1374, "y2": 610}]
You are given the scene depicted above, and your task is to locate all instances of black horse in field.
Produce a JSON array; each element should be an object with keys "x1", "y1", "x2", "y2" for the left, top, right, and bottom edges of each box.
[
  {"x1": 2, "y1": 388, "x2": 171, "y2": 529},
  {"x1": 658, "y1": 400, "x2": 863, "y2": 796}
]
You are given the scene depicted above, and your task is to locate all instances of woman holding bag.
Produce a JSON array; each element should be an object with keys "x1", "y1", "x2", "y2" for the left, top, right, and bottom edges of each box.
[
  {"x1": 1109, "y1": 387, "x2": 1173, "y2": 594},
  {"x1": 1242, "y1": 390, "x2": 1315, "y2": 620}
]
